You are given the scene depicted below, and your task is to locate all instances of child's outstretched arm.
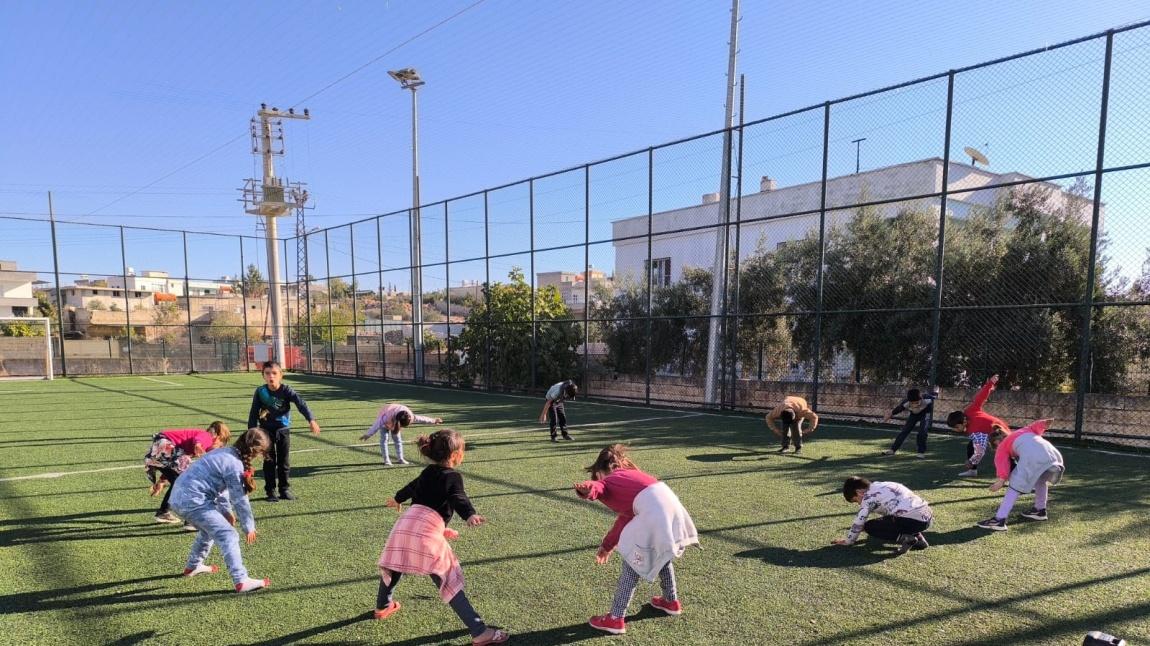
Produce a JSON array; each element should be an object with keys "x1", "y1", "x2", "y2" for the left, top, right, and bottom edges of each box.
[
  {"x1": 411, "y1": 411, "x2": 442, "y2": 425},
  {"x1": 765, "y1": 409, "x2": 782, "y2": 435},
  {"x1": 574, "y1": 479, "x2": 606, "y2": 500},
  {"x1": 538, "y1": 400, "x2": 553, "y2": 424},
  {"x1": 286, "y1": 386, "x2": 321, "y2": 434},
  {"x1": 883, "y1": 400, "x2": 909, "y2": 423},
  {"x1": 599, "y1": 514, "x2": 631, "y2": 557},
  {"x1": 360, "y1": 411, "x2": 386, "y2": 441},
  {"x1": 445, "y1": 472, "x2": 483, "y2": 526},
  {"x1": 803, "y1": 410, "x2": 819, "y2": 433},
  {"x1": 834, "y1": 498, "x2": 877, "y2": 545},
  {"x1": 967, "y1": 374, "x2": 999, "y2": 413},
  {"x1": 224, "y1": 471, "x2": 256, "y2": 537},
  {"x1": 246, "y1": 391, "x2": 261, "y2": 430}
]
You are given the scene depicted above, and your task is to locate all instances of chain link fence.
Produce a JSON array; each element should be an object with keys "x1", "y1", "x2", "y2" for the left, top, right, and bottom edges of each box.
[{"x1": 2, "y1": 23, "x2": 1147, "y2": 446}]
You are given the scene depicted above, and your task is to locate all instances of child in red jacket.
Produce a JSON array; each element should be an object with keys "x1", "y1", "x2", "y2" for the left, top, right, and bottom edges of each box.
[
  {"x1": 946, "y1": 374, "x2": 1010, "y2": 477},
  {"x1": 575, "y1": 444, "x2": 699, "y2": 636}
]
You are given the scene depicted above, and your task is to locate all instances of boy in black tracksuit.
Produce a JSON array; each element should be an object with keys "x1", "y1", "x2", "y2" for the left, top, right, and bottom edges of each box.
[
  {"x1": 247, "y1": 361, "x2": 321, "y2": 502},
  {"x1": 881, "y1": 387, "x2": 939, "y2": 458}
]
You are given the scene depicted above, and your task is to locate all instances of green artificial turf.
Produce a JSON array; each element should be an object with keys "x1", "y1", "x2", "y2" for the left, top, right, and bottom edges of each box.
[{"x1": 1, "y1": 373, "x2": 1148, "y2": 645}]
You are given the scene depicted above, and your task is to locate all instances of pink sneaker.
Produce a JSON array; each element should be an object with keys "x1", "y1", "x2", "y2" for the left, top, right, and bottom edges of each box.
[
  {"x1": 589, "y1": 614, "x2": 626, "y2": 635},
  {"x1": 182, "y1": 564, "x2": 218, "y2": 577},
  {"x1": 235, "y1": 577, "x2": 270, "y2": 593},
  {"x1": 373, "y1": 600, "x2": 401, "y2": 619},
  {"x1": 650, "y1": 596, "x2": 682, "y2": 615}
]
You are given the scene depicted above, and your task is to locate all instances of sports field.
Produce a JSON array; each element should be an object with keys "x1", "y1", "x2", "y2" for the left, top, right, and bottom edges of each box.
[{"x1": 1, "y1": 373, "x2": 1148, "y2": 645}]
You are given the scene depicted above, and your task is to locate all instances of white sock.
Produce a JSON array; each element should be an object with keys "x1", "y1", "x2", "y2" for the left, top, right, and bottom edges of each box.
[
  {"x1": 235, "y1": 577, "x2": 269, "y2": 593},
  {"x1": 183, "y1": 564, "x2": 217, "y2": 577}
]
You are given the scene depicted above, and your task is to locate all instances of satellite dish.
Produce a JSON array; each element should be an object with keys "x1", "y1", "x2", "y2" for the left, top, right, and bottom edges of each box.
[{"x1": 964, "y1": 146, "x2": 989, "y2": 167}]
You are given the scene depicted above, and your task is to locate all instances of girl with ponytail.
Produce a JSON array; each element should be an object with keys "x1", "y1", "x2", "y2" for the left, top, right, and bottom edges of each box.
[
  {"x1": 169, "y1": 428, "x2": 272, "y2": 593},
  {"x1": 374, "y1": 429, "x2": 509, "y2": 645}
]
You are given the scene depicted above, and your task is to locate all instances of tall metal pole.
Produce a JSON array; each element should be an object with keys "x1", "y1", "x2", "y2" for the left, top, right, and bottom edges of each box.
[
  {"x1": 119, "y1": 226, "x2": 134, "y2": 374},
  {"x1": 182, "y1": 231, "x2": 195, "y2": 372},
  {"x1": 1073, "y1": 31, "x2": 1114, "y2": 442},
  {"x1": 47, "y1": 192, "x2": 68, "y2": 377},
  {"x1": 239, "y1": 238, "x2": 252, "y2": 372},
  {"x1": 811, "y1": 102, "x2": 831, "y2": 409},
  {"x1": 259, "y1": 116, "x2": 287, "y2": 367},
  {"x1": 703, "y1": 0, "x2": 740, "y2": 407},
  {"x1": 928, "y1": 73, "x2": 956, "y2": 388},
  {"x1": 410, "y1": 86, "x2": 425, "y2": 382}
]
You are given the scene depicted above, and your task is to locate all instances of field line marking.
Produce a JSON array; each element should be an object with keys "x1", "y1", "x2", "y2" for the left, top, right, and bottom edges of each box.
[
  {"x1": 0, "y1": 412, "x2": 703, "y2": 482},
  {"x1": 141, "y1": 376, "x2": 179, "y2": 386}
]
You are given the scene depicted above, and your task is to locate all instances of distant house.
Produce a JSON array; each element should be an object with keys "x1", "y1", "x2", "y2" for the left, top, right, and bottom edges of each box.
[{"x1": 0, "y1": 260, "x2": 38, "y2": 317}]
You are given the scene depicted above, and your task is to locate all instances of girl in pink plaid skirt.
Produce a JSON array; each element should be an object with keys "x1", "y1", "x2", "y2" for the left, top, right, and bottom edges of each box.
[{"x1": 374, "y1": 430, "x2": 508, "y2": 645}]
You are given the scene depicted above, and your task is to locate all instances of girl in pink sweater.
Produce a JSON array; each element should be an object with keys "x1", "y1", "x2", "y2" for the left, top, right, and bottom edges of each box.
[
  {"x1": 575, "y1": 444, "x2": 698, "y2": 636},
  {"x1": 976, "y1": 419, "x2": 1065, "y2": 531},
  {"x1": 144, "y1": 422, "x2": 231, "y2": 525},
  {"x1": 360, "y1": 403, "x2": 442, "y2": 466}
]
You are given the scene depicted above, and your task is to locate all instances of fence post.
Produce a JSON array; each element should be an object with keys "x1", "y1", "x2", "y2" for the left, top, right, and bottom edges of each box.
[
  {"x1": 444, "y1": 202, "x2": 450, "y2": 386},
  {"x1": 1074, "y1": 30, "x2": 1114, "y2": 442},
  {"x1": 483, "y1": 190, "x2": 493, "y2": 391},
  {"x1": 644, "y1": 147, "x2": 654, "y2": 406},
  {"x1": 47, "y1": 193, "x2": 68, "y2": 377},
  {"x1": 240, "y1": 238, "x2": 252, "y2": 372},
  {"x1": 376, "y1": 218, "x2": 385, "y2": 381},
  {"x1": 118, "y1": 226, "x2": 134, "y2": 374},
  {"x1": 350, "y1": 225, "x2": 360, "y2": 377},
  {"x1": 324, "y1": 229, "x2": 334, "y2": 376},
  {"x1": 182, "y1": 231, "x2": 194, "y2": 373},
  {"x1": 929, "y1": 71, "x2": 957, "y2": 389},
  {"x1": 727, "y1": 75, "x2": 746, "y2": 409},
  {"x1": 811, "y1": 102, "x2": 830, "y2": 409},
  {"x1": 529, "y1": 179, "x2": 537, "y2": 393},
  {"x1": 583, "y1": 164, "x2": 591, "y2": 398}
]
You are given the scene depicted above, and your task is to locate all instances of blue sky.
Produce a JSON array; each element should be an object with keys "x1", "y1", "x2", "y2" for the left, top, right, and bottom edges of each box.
[{"x1": 1, "y1": 1, "x2": 1147, "y2": 286}]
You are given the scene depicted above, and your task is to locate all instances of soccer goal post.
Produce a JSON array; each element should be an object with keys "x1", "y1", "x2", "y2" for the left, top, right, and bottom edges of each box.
[{"x1": 0, "y1": 317, "x2": 54, "y2": 380}]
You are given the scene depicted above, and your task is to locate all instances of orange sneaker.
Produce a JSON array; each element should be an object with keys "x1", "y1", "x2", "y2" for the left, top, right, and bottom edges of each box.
[{"x1": 373, "y1": 601, "x2": 401, "y2": 620}]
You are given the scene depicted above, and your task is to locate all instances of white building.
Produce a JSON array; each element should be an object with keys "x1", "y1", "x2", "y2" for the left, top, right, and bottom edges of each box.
[
  {"x1": 536, "y1": 268, "x2": 611, "y2": 314},
  {"x1": 107, "y1": 270, "x2": 234, "y2": 297},
  {"x1": 611, "y1": 158, "x2": 1093, "y2": 286},
  {"x1": 56, "y1": 280, "x2": 153, "y2": 311},
  {"x1": 0, "y1": 260, "x2": 38, "y2": 317}
]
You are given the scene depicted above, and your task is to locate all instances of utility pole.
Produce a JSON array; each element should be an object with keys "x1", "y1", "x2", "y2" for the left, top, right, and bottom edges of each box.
[
  {"x1": 389, "y1": 68, "x2": 426, "y2": 382},
  {"x1": 240, "y1": 104, "x2": 310, "y2": 368},
  {"x1": 852, "y1": 137, "x2": 867, "y2": 174},
  {"x1": 703, "y1": 0, "x2": 740, "y2": 407}
]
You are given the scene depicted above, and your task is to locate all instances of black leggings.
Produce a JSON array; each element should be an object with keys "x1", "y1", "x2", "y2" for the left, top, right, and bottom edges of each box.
[
  {"x1": 262, "y1": 428, "x2": 291, "y2": 494},
  {"x1": 863, "y1": 516, "x2": 930, "y2": 541},
  {"x1": 377, "y1": 571, "x2": 487, "y2": 637},
  {"x1": 157, "y1": 468, "x2": 179, "y2": 514}
]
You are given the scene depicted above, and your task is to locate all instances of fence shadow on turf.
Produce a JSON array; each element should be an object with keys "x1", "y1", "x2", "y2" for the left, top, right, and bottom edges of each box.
[
  {"x1": 378, "y1": 606, "x2": 668, "y2": 646},
  {"x1": 0, "y1": 574, "x2": 227, "y2": 614},
  {"x1": 240, "y1": 613, "x2": 375, "y2": 646},
  {"x1": 734, "y1": 543, "x2": 893, "y2": 568}
]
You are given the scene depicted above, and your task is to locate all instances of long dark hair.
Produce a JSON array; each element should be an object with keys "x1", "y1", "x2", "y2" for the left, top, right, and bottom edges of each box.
[
  {"x1": 585, "y1": 444, "x2": 638, "y2": 481},
  {"x1": 234, "y1": 428, "x2": 270, "y2": 493}
]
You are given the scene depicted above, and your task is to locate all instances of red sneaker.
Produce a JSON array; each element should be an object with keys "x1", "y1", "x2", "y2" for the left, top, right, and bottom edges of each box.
[
  {"x1": 373, "y1": 600, "x2": 401, "y2": 620},
  {"x1": 589, "y1": 614, "x2": 626, "y2": 635},
  {"x1": 650, "y1": 596, "x2": 682, "y2": 615}
]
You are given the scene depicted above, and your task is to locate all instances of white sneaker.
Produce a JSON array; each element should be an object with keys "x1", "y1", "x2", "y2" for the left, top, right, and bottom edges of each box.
[
  {"x1": 881, "y1": 449, "x2": 895, "y2": 456},
  {"x1": 397, "y1": 459, "x2": 409, "y2": 465},
  {"x1": 958, "y1": 469, "x2": 979, "y2": 477},
  {"x1": 382, "y1": 461, "x2": 393, "y2": 467},
  {"x1": 915, "y1": 453, "x2": 927, "y2": 459},
  {"x1": 235, "y1": 577, "x2": 270, "y2": 593}
]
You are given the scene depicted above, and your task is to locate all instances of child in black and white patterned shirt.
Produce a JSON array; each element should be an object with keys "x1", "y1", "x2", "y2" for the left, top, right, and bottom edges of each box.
[{"x1": 832, "y1": 476, "x2": 933, "y2": 555}]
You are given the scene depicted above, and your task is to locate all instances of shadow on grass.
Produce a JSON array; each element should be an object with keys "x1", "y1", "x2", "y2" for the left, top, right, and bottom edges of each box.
[
  {"x1": 926, "y1": 526, "x2": 990, "y2": 546},
  {"x1": 381, "y1": 606, "x2": 669, "y2": 646},
  {"x1": 107, "y1": 631, "x2": 163, "y2": 645},
  {"x1": 241, "y1": 613, "x2": 374, "y2": 646},
  {"x1": 734, "y1": 543, "x2": 893, "y2": 568},
  {"x1": 0, "y1": 574, "x2": 233, "y2": 614}
]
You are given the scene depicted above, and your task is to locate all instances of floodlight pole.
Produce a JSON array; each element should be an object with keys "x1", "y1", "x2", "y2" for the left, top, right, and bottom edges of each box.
[
  {"x1": 704, "y1": 0, "x2": 740, "y2": 407},
  {"x1": 390, "y1": 69, "x2": 426, "y2": 382}
]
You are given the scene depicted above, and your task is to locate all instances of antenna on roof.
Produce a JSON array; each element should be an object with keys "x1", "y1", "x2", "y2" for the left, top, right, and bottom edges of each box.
[{"x1": 964, "y1": 146, "x2": 989, "y2": 167}]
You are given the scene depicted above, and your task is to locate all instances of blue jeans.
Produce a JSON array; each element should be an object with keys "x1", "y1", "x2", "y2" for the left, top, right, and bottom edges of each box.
[
  {"x1": 891, "y1": 412, "x2": 931, "y2": 454},
  {"x1": 379, "y1": 431, "x2": 404, "y2": 463},
  {"x1": 175, "y1": 504, "x2": 248, "y2": 584}
]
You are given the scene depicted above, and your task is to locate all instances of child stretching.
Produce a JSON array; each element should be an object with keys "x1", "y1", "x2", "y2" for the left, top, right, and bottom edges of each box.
[
  {"x1": 539, "y1": 379, "x2": 578, "y2": 442},
  {"x1": 946, "y1": 374, "x2": 1009, "y2": 477},
  {"x1": 976, "y1": 419, "x2": 1064, "y2": 531},
  {"x1": 881, "y1": 387, "x2": 939, "y2": 458},
  {"x1": 375, "y1": 430, "x2": 508, "y2": 645},
  {"x1": 575, "y1": 444, "x2": 699, "y2": 636},
  {"x1": 833, "y1": 476, "x2": 934, "y2": 555},
  {"x1": 169, "y1": 428, "x2": 271, "y2": 593},
  {"x1": 766, "y1": 395, "x2": 819, "y2": 453},
  {"x1": 359, "y1": 403, "x2": 443, "y2": 466},
  {"x1": 247, "y1": 360, "x2": 320, "y2": 502},
  {"x1": 145, "y1": 422, "x2": 231, "y2": 526}
]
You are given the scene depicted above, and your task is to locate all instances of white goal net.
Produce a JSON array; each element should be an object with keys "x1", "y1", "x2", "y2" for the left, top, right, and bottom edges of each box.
[{"x1": 0, "y1": 317, "x2": 54, "y2": 380}]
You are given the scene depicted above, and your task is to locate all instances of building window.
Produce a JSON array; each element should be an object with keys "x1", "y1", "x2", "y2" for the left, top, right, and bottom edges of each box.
[
  {"x1": 135, "y1": 292, "x2": 143, "y2": 298},
  {"x1": 11, "y1": 307, "x2": 29, "y2": 317},
  {"x1": 776, "y1": 241, "x2": 789, "y2": 251},
  {"x1": 113, "y1": 291, "x2": 121, "y2": 297},
  {"x1": 647, "y1": 257, "x2": 671, "y2": 288}
]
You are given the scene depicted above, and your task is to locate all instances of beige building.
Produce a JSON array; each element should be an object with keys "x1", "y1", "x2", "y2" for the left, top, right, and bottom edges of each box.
[{"x1": 0, "y1": 260, "x2": 38, "y2": 317}]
